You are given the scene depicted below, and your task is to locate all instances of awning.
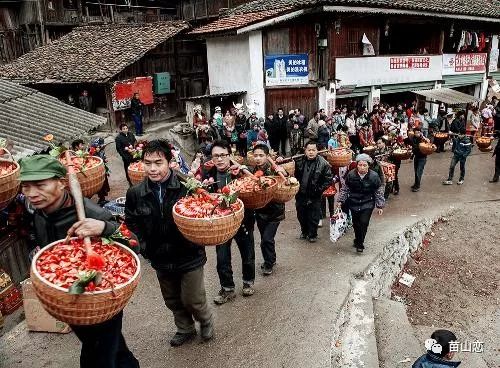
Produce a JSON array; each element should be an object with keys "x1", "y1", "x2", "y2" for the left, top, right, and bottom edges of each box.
[
  {"x1": 412, "y1": 88, "x2": 482, "y2": 105},
  {"x1": 180, "y1": 91, "x2": 246, "y2": 101}
]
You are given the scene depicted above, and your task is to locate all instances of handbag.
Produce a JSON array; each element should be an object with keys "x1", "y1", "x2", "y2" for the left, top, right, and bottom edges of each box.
[{"x1": 329, "y1": 208, "x2": 348, "y2": 243}]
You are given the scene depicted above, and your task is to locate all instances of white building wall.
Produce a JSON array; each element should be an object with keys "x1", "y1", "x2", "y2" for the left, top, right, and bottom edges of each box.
[
  {"x1": 247, "y1": 31, "x2": 265, "y2": 118},
  {"x1": 206, "y1": 35, "x2": 249, "y2": 96}
]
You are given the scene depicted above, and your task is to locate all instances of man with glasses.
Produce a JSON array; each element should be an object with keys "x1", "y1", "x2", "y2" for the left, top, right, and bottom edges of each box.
[{"x1": 202, "y1": 140, "x2": 256, "y2": 304}]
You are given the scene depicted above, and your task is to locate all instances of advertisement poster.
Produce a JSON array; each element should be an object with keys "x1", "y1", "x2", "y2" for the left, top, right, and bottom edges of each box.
[
  {"x1": 442, "y1": 53, "x2": 487, "y2": 75},
  {"x1": 112, "y1": 76, "x2": 154, "y2": 111},
  {"x1": 265, "y1": 54, "x2": 309, "y2": 86}
]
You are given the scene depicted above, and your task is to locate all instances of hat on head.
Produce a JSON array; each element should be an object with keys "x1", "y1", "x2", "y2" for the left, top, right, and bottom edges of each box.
[
  {"x1": 446, "y1": 108, "x2": 454, "y2": 116},
  {"x1": 19, "y1": 155, "x2": 67, "y2": 181},
  {"x1": 355, "y1": 153, "x2": 373, "y2": 164}
]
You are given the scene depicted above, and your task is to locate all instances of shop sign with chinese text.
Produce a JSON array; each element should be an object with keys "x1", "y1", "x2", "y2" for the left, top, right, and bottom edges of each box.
[
  {"x1": 442, "y1": 53, "x2": 487, "y2": 75},
  {"x1": 265, "y1": 54, "x2": 309, "y2": 86}
]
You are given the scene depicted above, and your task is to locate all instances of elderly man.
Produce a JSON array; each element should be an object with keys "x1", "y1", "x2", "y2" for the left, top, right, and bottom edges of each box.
[{"x1": 19, "y1": 155, "x2": 139, "y2": 368}]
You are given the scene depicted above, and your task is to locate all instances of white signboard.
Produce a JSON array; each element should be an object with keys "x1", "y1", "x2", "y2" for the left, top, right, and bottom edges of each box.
[
  {"x1": 489, "y1": 49, "x2": 499, "y2": 73},
  {"x1": 335, "y1": 55, "x2": 442, "y2": 87},
  {"x1": 442, "y1": 53, "x2": 487, "y2": 75}
]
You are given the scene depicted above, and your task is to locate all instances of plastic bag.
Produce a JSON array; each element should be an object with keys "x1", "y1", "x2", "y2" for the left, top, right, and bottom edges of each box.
[{"x1": 330, "y1": 209, "x2": 348, "y2": 243}]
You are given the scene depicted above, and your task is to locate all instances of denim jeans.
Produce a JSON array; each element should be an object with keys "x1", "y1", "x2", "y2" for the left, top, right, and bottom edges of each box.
[
  {"x1": 132, "y1": 114, "x2": 143, "y2": 135},
  {"x1": 413, "y1": 157, "x2": 427, "y2": 188},
  {"x1": 448, "y1": 154, "x2": 467, "y2": 181},
  {"x1": 350, "y1": 208, "x2": 373, "y2": 249},
  {"x1": 296, "y1": 195, "x2": 322, "y2": 238},
  {"x1": 256, "y1": 217, "x2": 280, "y2": 268},
  {"x1": 215, "y1": 218, "x2": 255, "y2": 290},
  {"x1": 71, "y1": 311, "x2": 139, "y2": 368}
]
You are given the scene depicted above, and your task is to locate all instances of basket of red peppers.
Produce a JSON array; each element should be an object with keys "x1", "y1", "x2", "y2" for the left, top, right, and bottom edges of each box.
[
  {"x1": 30, "y1": 224, "x2": 141, "y2": 326},
  {"x1": 228, "y1": 171, "x2": 277, "y2": 209},
  {"x1": 173, "y1": 178, "x2": 244, "y2": 246},
  {"x1": 59, "y1": 152, "x2": 105, "y2": 198}
]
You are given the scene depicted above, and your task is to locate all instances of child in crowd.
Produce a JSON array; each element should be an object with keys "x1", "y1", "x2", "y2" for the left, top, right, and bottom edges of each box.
[
  {"x1": 327, "y1": 132, "x2": 340, "y2": 149},
  {"x1": 412, "y1": 329, "x2": 461, "y2": 367},
  {"x1": 289, "y1": 122, "x2": 303, "y2": 155}
]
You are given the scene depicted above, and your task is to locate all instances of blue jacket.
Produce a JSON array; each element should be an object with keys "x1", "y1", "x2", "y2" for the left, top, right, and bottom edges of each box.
[
  {"x1": 413, "y1": 353, "x2": 461, "y2": 368},
  {"x1": 452, "y1": 136, "x2": 472, "y2": 158}
]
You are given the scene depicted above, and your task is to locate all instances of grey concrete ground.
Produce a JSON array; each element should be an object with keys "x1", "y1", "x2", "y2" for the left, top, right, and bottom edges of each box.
[{"x1": 0, "y1": 139, "x2": 499, "y2": 368}]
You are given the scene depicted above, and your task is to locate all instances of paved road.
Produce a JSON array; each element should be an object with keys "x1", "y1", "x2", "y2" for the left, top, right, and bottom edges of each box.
[{"x1": 1, "y1": 144, "x2": 498, "y2": 368}]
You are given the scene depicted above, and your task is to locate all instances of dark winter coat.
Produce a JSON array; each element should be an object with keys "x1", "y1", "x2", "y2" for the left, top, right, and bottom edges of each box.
[
  {"x1": 274, "y1": 114, "x2": 288, "y2": 138},
  {"x1": 130, "y1": 97, "x2": 143, "y2": 116},
  {"x1": 410, "y1": 135, "x2": 428, "y2": 159},
  {"x1": 115, "y1": 132, "x2": 137, "y2": 162},
  {"x1": 33, "y1": 194, "x2": 118, "y2": 247},
  {"x1": 452, "y1": 135, "x2": 472, "y2": 158},
  {"x1": 338, "y1": 169, "x2": 384, "y2": 212},
  {"x1": 412, "y1": 353, "x2": 461, "y2": 368},
  {"x1": 294, "y1": 155, "x2": 333, "y2": 200},
  {"x1": 125, "y1": 173, "x2": 206, "y2": 273},
  {"x1": 251, "y1": 163, "x2": 285, "y2": 223},
  {"x1": 317, "y1": 125, "x2": 330, "y2": 149}
]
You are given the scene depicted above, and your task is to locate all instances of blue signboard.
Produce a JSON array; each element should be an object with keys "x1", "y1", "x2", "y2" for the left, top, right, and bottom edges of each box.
[{"x1": 265, "y1": 54, "x2": 309, "y2": 86}]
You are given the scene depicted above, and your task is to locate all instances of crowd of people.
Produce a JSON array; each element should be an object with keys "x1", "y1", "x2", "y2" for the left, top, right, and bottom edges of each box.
[{"x1": 6, "y1": 96, "x2": 499, "y2": 368}]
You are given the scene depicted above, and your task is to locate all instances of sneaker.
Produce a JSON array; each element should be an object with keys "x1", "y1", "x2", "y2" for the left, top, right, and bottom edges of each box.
[
  {"x1": 490, "y1": 178, "x2": 499, "y2": 183},
  {"x1": 411, "y1": 187, "x2": 419, "y2": 192},
  {"x1": 318, "y1": 219, "x2": 323, "y2": 228},
  {"x1": 242, "y1": 283, "x2": 255, "y2": 297},
  {"x1": 442, "y1": 180, "x2": 453, "y2": 185},
  {"x1": 457, "y1": 180, "x2": 464, "y2": 185},
  {"x1": 200, "y1": 321, "x2": 214, "y2": 341},
  {"x1": 356, "y1": 246, "x2": 364, "y2": 253},
  {"x1": 170, "y1": 331, "x2": 196, "y2": 347},
  {"x1": 261, "y1": 264, "x2": 273, "y2": 276},
  {"x1": 393, "y1": 190, "x2": 399, "y2": 195},
  {"x1": 299, "y1": 233, "x2": 308, "y2": 239},
  {"x1": 213, "y1": 289, "x2": 236, "y2": 305},
  {"x1": 308, "y1": 237, "x2": 318, "y2": 243}
]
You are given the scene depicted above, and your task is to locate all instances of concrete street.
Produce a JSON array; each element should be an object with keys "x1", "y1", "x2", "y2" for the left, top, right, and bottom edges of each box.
[{"x1": 1, "y1": 141, "x2": 499, "y2": 368}]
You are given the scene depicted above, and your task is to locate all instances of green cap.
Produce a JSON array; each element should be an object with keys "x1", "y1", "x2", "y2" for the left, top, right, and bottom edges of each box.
[{"x1": 19, "y1": 155, "x2": 67, "y2": 181}]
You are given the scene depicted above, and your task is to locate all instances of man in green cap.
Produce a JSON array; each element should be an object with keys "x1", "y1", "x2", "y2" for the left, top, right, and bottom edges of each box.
[{"x1": 19, "y1": 155, "x2": 139, "y2": 368}]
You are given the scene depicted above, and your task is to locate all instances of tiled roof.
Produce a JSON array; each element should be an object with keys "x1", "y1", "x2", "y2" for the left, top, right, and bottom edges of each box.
[
  {"x1": 223, "y1": 0, "x2": 500, "y2": 19},
  {"x1": 189, "y1": 8, "x2": 291, "y2": 34},
  {"x1": 0, "y1": 21, "x2": 189, "y2": 83},
  {"x1": 0, "y1": 80, "x2": 107, "y2": 159}
]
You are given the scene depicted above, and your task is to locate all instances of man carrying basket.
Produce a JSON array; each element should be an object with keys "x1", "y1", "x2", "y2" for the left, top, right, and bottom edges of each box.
[{"x1": 19, "y1": 155, "x2": 139, "y2": 368}]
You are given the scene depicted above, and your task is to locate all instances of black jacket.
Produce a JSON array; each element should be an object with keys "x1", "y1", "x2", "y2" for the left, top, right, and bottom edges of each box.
[
  {"x1": 33, "y1": 195, "x2": 118, "y2": 247},
  {"x1": 274, "y1": 114, "x2": 288, "y2": 138},
  {"x1": 251, "y1": 163, "x2": 285, "y2": 223},
  {"x1": 410, "y1": 135, "x2": 428, "y2": 159},
  {"x1": 130, "y1": 97, "x2": 143, "y2": 116},
  {"x1": 265, "y1": 118, "x2": 277, "y2": 138},
  {"x1": 115, "y1": 132, "x2": 136, "y2": 162},
  {"x1": 450, "y1": 118, "x2": 465, "y2": 134},
  {"x1": 125, "y1": 173, "x2": 206, "y2": 273},
  {"x1": 294, "y1": 155, "x2": 333, "y2": 199},
  {"x1": 342, "y1": 169, "x2": 383, "y2": 212}
]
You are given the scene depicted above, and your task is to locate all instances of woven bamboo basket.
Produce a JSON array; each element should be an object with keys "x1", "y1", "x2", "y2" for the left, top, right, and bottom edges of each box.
[
  {"x1": 172, "y1": 198, "x2": 244, "y2": 246},
  {"x1": 30, "y1": 239, "x2": 141, "y2": 325},
  {"x1": 281, "y1": 161, "x2": 295, "y2": 176},
  {"x1": 0, "y1": 158, "x2": 20, "y2": 211},
  {"x1": 325, "y1": 149, "x2": 352, "y2": 167},
  {"x1": 418, "y1": 143, "x2": 437, "y2": 156},
  {"x1": 230, "y1": 176, "x2": 278, "y2": 209},
  {"x1": 61, "y1": 154, "x2": 105, "y2": 198},
  {"x1": 362, "y1": 145, "x2": 377, "y2": 155},
  {"x1": 128, "y1": 164, "x2": 147, "y2": 185},
  {"x1": 476, "y1": 137, "x2": 492, "y2": 150},
  {"x1": 232, "y1": 155, "x2": 245, "y2": 165},
  {"x1": 391, "y1": 149, "x2": 412, "y2": 161},
  {"x1": 272, "y1": 177, "x2": 300, "y2": 203},
  {"x1": 433, "y1": 132, "x2": 449, "y2": 145},
  {"x1": 478, "y1": 145, "x2": 493, "y2": 152},
  {"x1": 245, "y1": 152, "x2": 257, "y2": 167}
]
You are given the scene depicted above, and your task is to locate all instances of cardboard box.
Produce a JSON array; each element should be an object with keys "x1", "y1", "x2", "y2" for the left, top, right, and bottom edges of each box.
[{"x1": 21, "y1": 279, "x2": 71, "y2": 334}]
